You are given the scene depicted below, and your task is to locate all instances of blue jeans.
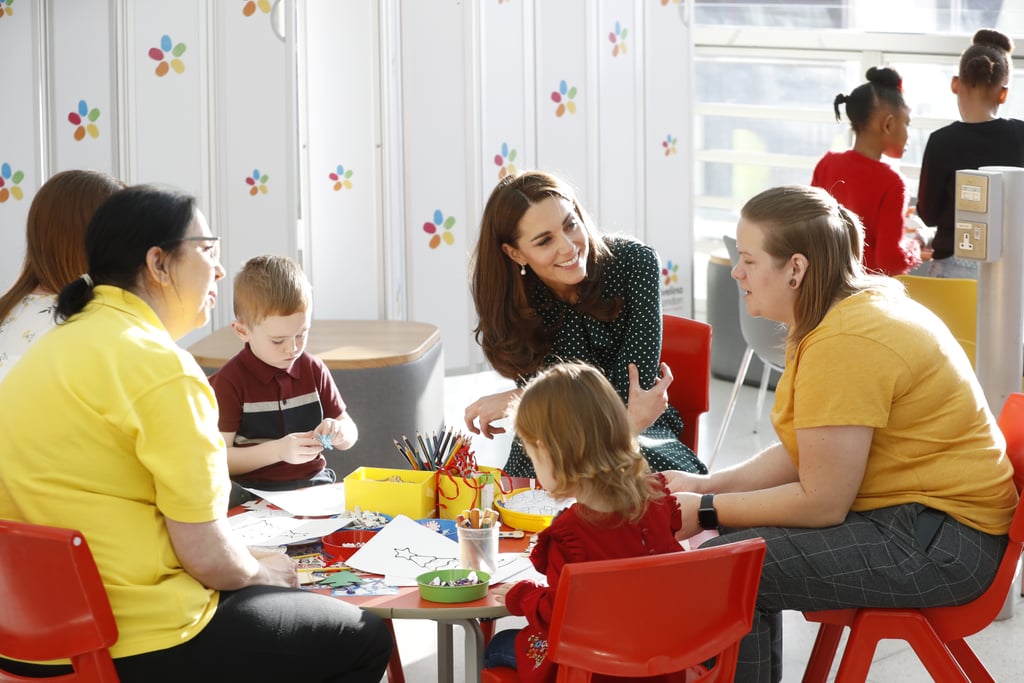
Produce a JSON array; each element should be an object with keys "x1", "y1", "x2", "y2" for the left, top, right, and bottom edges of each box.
[
  {"x1": 484, "y1": 628, "x2": 520, "y2": 670},
  {"x1": 927, "y1": 256, "x2": 978, "y2": 279}
]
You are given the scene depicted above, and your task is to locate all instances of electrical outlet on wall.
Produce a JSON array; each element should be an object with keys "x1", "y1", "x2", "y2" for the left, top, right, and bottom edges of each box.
[{"x1": 955, "y1": 221, "x2": 988, "y2": 260}]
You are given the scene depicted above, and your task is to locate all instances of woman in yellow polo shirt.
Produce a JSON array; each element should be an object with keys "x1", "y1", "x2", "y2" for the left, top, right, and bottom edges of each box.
[
  {"x1": 666, "y1": 185, "x2": 1017, "y2": 683},
  {"x1": 0, "y1": 185, "x2": 392, "y2": 682}
]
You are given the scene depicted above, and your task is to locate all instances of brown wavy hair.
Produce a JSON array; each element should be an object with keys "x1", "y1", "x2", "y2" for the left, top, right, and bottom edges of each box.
[
  {"x1": 0, "y1": 169, "x2": 124, "y2": 323},
  {"x1": 511, "y1": 362, "x2": 662, "y2": 522},
  {"x1": 470, "y1": 171, "x2": 621, "y2": 378},
  {"x1": 740, "y1": 185, "x2": 898, "y2": 346}
]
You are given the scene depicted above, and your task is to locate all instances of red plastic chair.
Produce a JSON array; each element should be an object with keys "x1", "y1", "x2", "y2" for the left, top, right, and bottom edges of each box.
[
  {"x1": 661, "y1": 315, "x2": 712, "y2": 453},
  {"x1": 0, "y1": 520, "x2": 120, "y2": 682},
  {"x1": 482, "y1": 537, "x2": 766, "y2": 683},
  {"x1": 801, "y1": 391, "x2": 1024, "y2": 683}
]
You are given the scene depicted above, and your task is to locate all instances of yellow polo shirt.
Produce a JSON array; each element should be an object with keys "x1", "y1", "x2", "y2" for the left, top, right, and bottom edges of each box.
[
  {"x1": 0, "y1": 286, "x2": 229, "y2": 659},
  {"x1": 771, "y1": 288, "x2": 1016, "y2": 535}
]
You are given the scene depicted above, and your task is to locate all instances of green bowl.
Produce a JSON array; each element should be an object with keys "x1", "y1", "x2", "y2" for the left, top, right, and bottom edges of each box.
[{"x1": 416, "y1": 569, "x2": 490, "y2": 603}]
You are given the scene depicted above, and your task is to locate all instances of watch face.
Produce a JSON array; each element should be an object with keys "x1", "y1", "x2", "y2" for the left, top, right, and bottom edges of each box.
[{"x1": 698, "y1": 495, "x2": 717, "y2": 529}]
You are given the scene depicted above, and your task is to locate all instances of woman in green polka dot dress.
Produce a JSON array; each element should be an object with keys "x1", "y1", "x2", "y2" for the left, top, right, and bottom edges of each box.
[{"x1": 465, "y1": 171, "x2": 707, "y2": 477}]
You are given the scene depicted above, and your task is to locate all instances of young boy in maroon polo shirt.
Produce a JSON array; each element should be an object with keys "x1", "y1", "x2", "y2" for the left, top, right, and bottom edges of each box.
[{"x1": 209, "y1": 255, "x2": 358, "y2": 507}]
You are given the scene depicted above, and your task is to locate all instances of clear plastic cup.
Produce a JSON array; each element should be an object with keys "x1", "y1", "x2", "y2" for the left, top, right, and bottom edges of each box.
[{"x1": 456, "y1": 524, "x2": 499, "y2": 576}]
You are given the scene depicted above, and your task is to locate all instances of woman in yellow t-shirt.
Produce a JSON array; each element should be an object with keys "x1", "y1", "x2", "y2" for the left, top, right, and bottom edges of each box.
[
  {"x1": 0, "y1": 185, "x2": 392, "y2": 682},
  {"x1": 666, "y1": 184, "x2": 1016, "y2": 683}
]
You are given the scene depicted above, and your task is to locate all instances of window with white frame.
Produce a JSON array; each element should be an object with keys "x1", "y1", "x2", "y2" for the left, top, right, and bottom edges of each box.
[{"x1": 690, "y1": 0, "x2": 1024, "y2": 316}]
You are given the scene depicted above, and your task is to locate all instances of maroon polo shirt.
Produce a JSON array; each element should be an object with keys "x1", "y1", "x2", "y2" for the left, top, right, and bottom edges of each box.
[{"x1": 209, "y1": 344, "x2": 345, "y2": 483}]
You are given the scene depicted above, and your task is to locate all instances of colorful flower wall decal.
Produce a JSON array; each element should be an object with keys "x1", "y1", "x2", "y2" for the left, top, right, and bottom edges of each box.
[
  {"x1": 551, "y1": 80, "x2": 578, "y2": 117},
  {"x1": 329, "y1": 165, "x2": 353, "y2": 191},
  {"x1": 494, "y1": 143, "x2": 517, "y2": 180},
  {"x1": 242, "y1": 0, "x2": 271, "y2": 16},
  {"x1": 0, "y1": 0, "x2": 13, "y2": 20},
  {"x1": 246, "y1": 169, "x2": 269, "y2": 195},
  {"x1": 148, "y1": 35, "x2": 186, "y2": 77},
  {"x1": 68, "y1": 100, "x2": 100, "y2": 141},
  {"x1": 661, "y1": 260, "x2": 679, "y2": 285},
  {"x1": 423, "y1": 209, "x2": 455, "y2": 249},
  {"x1": 662, "y1": 134, "x2": 678, "y2": 156},
  {"x1": 0, "y1": 163, "x2": 25, "y2": 203},
  {"x1": 609, "y1": 21, "x2": 627, "y2": 57}
]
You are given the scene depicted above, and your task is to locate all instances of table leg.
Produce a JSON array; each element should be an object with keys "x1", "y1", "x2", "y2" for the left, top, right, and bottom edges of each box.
[
  {"x1": 434, "y1": 618, "x2": 485, "y2": 683},
  {"x1": 436, "y1": 621, "x2": 454, "y2": 683}
]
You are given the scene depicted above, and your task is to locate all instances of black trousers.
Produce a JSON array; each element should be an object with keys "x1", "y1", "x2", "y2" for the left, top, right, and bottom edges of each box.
[{"x1": 0, "y1": 585, "x2": 393, "y2": 683}]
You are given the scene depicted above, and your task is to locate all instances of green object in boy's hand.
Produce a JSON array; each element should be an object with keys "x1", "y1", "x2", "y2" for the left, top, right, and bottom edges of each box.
[{"x1": 317, "y1": 433, "x2": 334, "y2": 450}]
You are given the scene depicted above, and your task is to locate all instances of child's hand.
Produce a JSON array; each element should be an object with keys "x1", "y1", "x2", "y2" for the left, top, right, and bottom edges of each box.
[
  {"x1": 489, "y1": 582, "x2": 516, "y2": 605},
  {"x1": 316, "y1": 414, "x2": 358, "y2": 451},
  {"x1": 661, "y1": 469, "x2": 706, "y2": 493},
  {"x1": 278, "y1": 432, "x2": 324, "y2": 464}
]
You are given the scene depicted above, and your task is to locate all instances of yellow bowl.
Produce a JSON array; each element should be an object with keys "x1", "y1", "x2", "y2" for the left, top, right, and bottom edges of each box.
[{"x1": 495, "y1": 488, "x2": 573, "y2": 533}]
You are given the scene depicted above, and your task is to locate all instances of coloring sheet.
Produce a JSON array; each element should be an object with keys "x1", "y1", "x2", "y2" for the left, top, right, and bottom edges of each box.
[
  {"x1": 346, "y1": 514, "x2": 532, "y2": 583},
  {"x1": 228, "y1": 509, "x2": 352, "y2": 546}
]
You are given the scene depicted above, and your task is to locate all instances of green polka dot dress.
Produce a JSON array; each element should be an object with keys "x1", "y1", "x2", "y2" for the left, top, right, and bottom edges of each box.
[{"x1": 504, "y1": 236, "x2": 708, "y2": 477}]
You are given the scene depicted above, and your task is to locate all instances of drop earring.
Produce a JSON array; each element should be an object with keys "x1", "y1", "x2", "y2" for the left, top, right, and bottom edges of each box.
[{"x1": 520, "y1": 264, "x2": 527, "y2": 276}]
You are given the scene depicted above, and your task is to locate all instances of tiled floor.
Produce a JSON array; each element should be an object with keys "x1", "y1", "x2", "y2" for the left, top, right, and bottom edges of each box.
[{"x1": 382, "y1": 369, "x2": 1024, "y2": 682}]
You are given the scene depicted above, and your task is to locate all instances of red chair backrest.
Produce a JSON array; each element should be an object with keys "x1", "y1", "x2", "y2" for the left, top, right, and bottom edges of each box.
[
  {"x1": 0, "y1": 520, "x2": 120, "y2": 682},
  {"x1": 660, "y1": 315, "x2": 712, "y2": 452},
  {"x1": 997, "y1": 392, "x2": 1024, "y2": 542},
  {"x1": 547, "y1": 537, "x2": 765, "y2": 680}
]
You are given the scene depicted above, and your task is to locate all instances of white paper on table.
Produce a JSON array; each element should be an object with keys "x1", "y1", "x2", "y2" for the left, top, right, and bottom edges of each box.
[
  {"x1": 346, "y1": 515, "x2": 461, "y2": 579},
  {"x1": 228, "y1": 509, "x2": 352, "y2": 546},
  {"x1": 243, "y1": 482, "x2": 347, "y2": 517},
  {"x1": 346, "y1": 515, "x2": 532, "y2": 584}
]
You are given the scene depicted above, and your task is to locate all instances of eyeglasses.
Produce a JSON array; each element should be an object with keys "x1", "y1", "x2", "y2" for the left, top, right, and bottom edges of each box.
[{"x1": 160, "y1": 235, "x2": 221, "y2": 261}]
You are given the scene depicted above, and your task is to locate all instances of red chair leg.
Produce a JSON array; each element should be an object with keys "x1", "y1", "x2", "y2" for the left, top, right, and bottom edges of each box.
[
  {"x1": 801, "y1": 623, "x2": 845, "y2": 683},
  {"x1": 385, "y1": 619, "x2": 406, "y2": 683},
  {"x1": 481, "y1": 617, "x2": 496, "y2": 646},
  {"x1": 947, "y1": 638, "x2": 995, "y2": 683},
  {"x1": 835, "y1": 611, "x2": 967, "y2": 683},
  {"x1": 481, "y1": 666, "x2": 519, "y2": 683}
]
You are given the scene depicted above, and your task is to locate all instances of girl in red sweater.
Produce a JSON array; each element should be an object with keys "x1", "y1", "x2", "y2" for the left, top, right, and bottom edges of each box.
[
  {"x1": 483, "y1": 361, "x2": 684, "y2": 683},
  {"x1": 812, "y1": 66, "x2": 922, "y2": 275}
]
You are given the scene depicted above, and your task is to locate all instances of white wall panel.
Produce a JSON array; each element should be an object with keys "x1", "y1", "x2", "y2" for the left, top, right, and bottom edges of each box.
[
  {"x1": 595, "y1": 0, "x2": 641, "y2": 236},
  {"x1": 50, "y1": 0, "x2": 115, "y2": 174},
  {"x1": 0, "y1": 3, "x2": 42, "y2": 291},
  {"x1": 534, "y1": 0, "x2": 590, "y2": 203},
  {"x1": 211, "y1": 1, "x2": 292, "y2": 326},
  {"x1": 474, "y1": 0, "x2": 533, "y2": 368},
  {"x1": 127, "y1": 0, "x2": 207, "y2": 201},
  {"x1": 303, "y1": 0, "x2": 383, "y2": 320},
  {"x1": 644, "y1": 1, "x2": 693, "y2": 317},
  {"x1": 400, "y1": 0, "x2": 472, "y2": 371}
]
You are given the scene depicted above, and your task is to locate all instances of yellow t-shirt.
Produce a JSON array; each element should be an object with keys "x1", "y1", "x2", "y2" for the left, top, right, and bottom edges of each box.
[
  {"x1": 0, "y1": 286, "x2": 229, "y2": 659},
  {"x1": 771, "y1": 288, "x2": 1017, "y2": 535}
]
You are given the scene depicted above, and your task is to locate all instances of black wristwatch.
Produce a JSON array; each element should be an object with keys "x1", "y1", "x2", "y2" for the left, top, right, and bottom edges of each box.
[{"x1": 697, "y1": 493, "x2": 718, "y2": 530}]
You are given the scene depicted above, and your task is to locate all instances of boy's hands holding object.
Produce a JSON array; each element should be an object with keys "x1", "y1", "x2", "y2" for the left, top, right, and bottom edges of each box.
[
  {"x1": 315, "y1": 414, "x2": 357, "y2": 451},
  {"x1": 277, "y1": 431, "x2": 325, "y2": 464}
]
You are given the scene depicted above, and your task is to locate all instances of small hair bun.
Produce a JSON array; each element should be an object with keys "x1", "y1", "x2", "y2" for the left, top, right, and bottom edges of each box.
[
  {"x1": 865, "y1": 66, "x2": 903, "y2": 90},
  {"x1": 973, "y1": 28, "x2": 1013, "y2": 54}
]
